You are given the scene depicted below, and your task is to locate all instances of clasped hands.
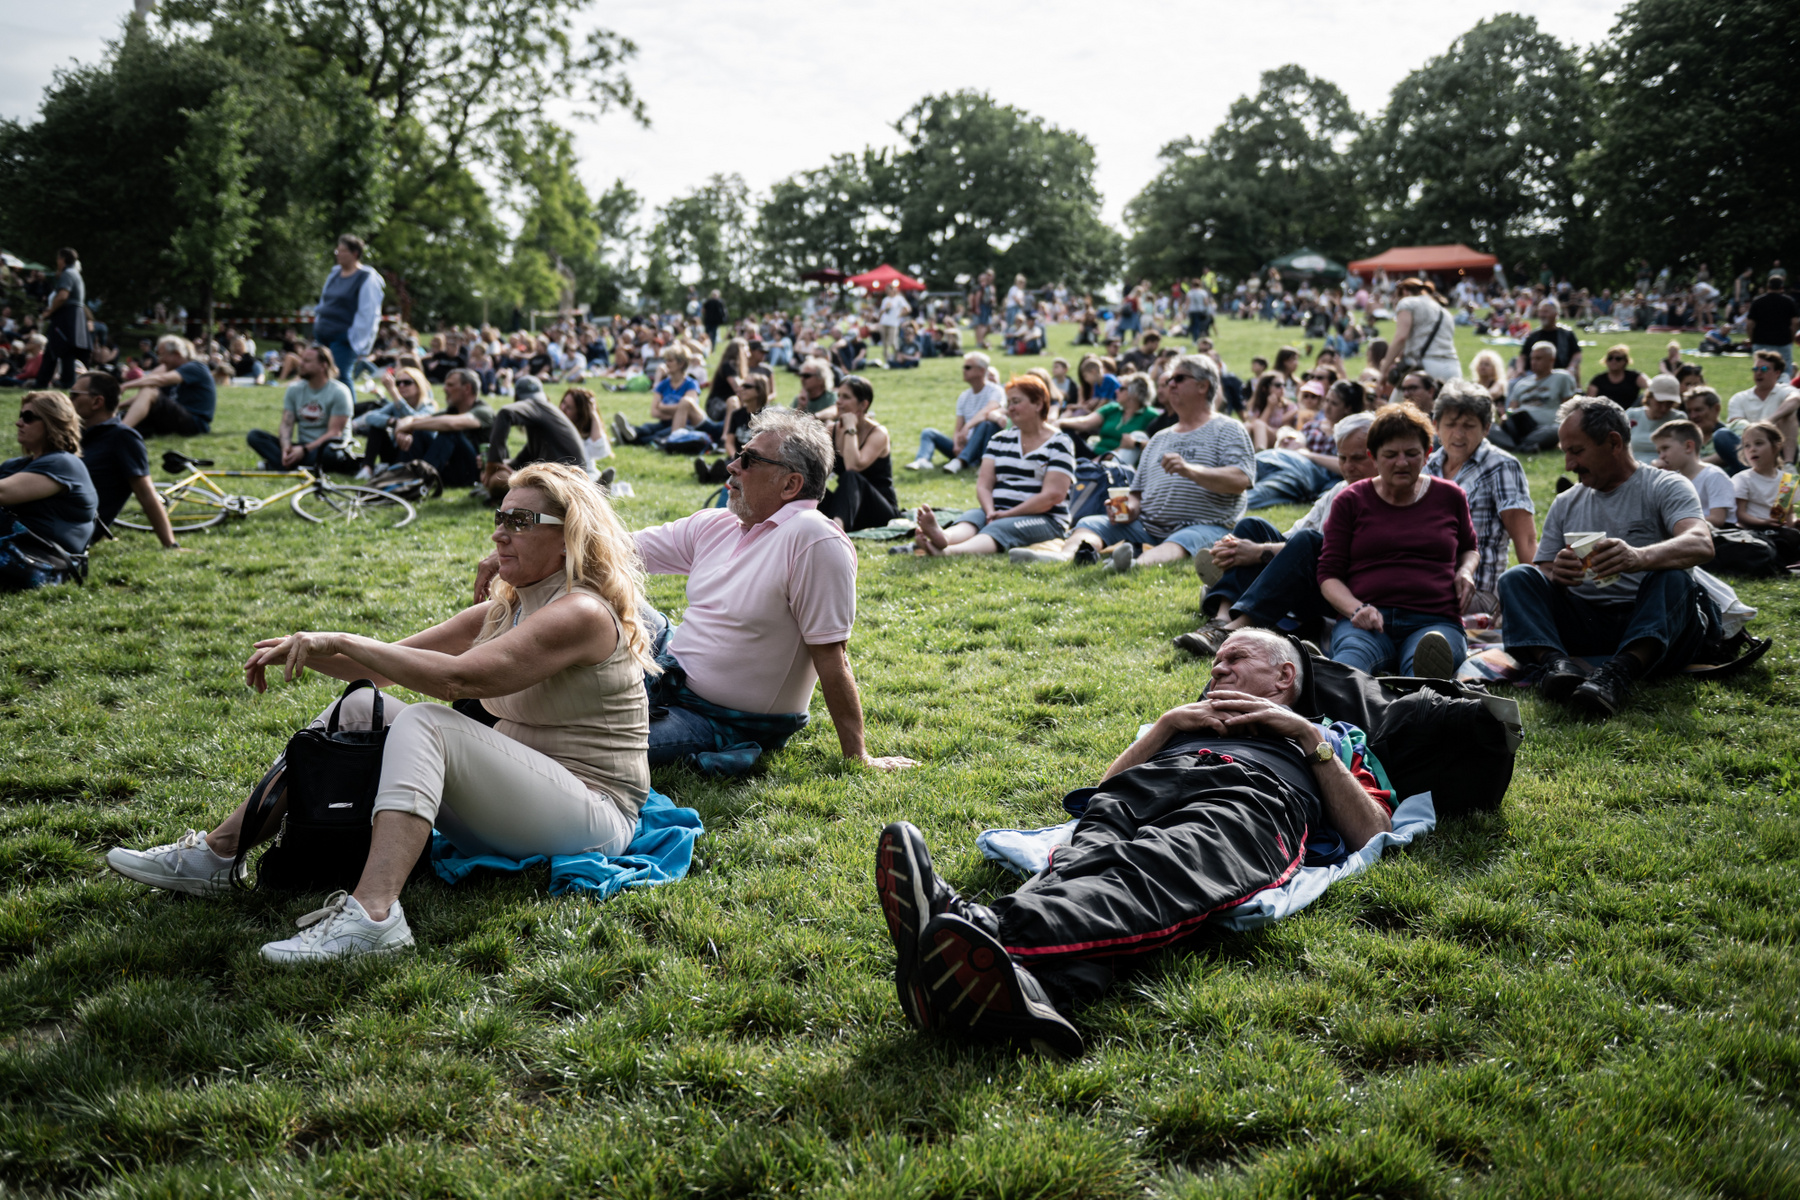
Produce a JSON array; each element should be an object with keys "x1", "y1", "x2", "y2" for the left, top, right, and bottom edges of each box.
[{"x1": 1155, "y1": 690, "x2": 1314, "y2": 744}]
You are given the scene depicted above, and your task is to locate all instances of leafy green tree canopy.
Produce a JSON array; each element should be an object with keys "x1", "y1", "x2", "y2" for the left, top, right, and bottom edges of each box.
[{"x1": 1360, "y1": 14, "x2": 1593, "y2": 268}]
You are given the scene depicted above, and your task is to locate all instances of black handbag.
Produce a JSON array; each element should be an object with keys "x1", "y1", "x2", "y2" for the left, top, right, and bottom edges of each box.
[{"x1": 234, "y1": 679, "x2": 391, "y2": 892}]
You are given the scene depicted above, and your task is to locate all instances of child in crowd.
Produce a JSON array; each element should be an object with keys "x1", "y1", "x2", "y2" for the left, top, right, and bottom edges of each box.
[
  {"x1": 1733, "y1": 421, "x2": 1800, "y2": 563},
  {"x1": 1652, "y1": 420, "x2": 1734, "y2": 527}
]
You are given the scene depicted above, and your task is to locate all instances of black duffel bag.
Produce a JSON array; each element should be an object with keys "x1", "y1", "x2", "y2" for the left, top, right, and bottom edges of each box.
[
  {"x1": 234, "y1": 679, "x2": 394, "y2": 892},
  {"x1": 1284, "y1": 635, "x2": 1523, "y2": 821}
]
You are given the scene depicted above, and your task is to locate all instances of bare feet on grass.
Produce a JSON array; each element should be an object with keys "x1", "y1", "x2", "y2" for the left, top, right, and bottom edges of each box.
[{"x1": 914, "y1": 506, "x2": 948, "y2": 555}]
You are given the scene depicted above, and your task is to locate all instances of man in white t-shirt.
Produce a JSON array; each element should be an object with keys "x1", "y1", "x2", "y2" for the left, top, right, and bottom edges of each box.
[
  {"x1": 1652, "y1": 419, "x2": 1734, "y2": 527},
  {"x1": 878, "y1": 284, "x2": 909, "y2": 364},
  {"x1": 1728, "y1": 351, "x2": 1798, "y2": 465},
  {"x1": 907, "y1": 352, "x2": 1005, "y2": 473}
]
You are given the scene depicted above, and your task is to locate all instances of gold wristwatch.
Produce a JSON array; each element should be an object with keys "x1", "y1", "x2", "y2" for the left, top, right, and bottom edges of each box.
[{"x1": 1309, "y1": 738, "x2": 1335, "y2": 765}]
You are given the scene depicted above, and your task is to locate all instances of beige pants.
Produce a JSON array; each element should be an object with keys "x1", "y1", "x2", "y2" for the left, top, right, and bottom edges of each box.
[{"x1": 315, "y1": 689, "x2": 634, "y2": 860}]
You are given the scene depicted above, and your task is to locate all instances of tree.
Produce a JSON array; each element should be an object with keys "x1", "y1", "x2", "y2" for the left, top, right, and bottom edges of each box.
[
  {"x1": 1125, "y1": 66, "x2": 1362, "y2": 284},
  {"x1": 876, "y1": 92, "x2": 1119, "y2": 290},
  {"x1": 654, "y1": 174, "x2": 778, "y2": 313},
  {"x1": 1358, "y1": 15, "x2": 1594, "y2": 270},
  {"x1": 163, "y1": 85, "x2": 263, "y2": 344},
  {"x1": 0, "y1": 21, "x2": 388, "y2": 319},
  {"x1": 502, "y1": 123, "x2": 602, "y2": 315},
  {"x1": 758, "y1": 153, "x2": 884, "y2": 284},
  {"x1": 1580, "y1": 0, "x2": 1800, "y2": 281}
]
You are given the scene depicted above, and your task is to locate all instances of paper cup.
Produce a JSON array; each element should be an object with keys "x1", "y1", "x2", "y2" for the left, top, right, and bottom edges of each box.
[
  {"x1": 1105, "y1": 486, "x2": 1131, "y2": 522},
  {"x1": 1563, "y1": 531, "x2": 1616, "y2": 586}
]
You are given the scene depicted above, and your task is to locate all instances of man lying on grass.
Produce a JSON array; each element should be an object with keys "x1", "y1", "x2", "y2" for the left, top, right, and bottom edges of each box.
[{"x1": 875, "y1": 628, "x2": 1392, "y2": 1058}]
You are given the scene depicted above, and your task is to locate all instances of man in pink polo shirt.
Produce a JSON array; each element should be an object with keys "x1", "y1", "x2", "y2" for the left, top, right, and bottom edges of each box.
[{"x1": 633, "y1": 408, "x2": 917, "y2": 772}]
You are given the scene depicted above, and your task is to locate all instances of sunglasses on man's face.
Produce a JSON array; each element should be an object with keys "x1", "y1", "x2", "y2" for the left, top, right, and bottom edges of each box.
[
  {"x1": 731, "y1": 446, "x2": 787, "y2": 471},
  {"x1": 1753, "y1": 366, "x2": 1774, "y2": 374},
  {"x1": 493, "y1": 508, "x2": 564, "y2": 534}
]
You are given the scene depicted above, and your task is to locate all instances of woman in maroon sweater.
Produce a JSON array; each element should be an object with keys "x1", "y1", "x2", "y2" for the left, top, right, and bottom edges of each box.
[{"x1": 1317, "y1": 403, "x2": 1479, "y2": 678}]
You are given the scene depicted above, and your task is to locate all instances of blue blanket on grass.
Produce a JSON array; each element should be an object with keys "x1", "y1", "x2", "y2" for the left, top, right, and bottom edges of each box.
[
  {"x1": 975, "y1": 793, "x2": 1436, "y2": 933},
  {"x1": 429, "y1": 788, "x2": 703, "y2": 899}
]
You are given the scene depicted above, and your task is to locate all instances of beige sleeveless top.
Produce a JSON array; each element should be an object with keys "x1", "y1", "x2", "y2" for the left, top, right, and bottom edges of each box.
[{"x1": 481, "y1": 568, "x2": 652, "y2": 819}]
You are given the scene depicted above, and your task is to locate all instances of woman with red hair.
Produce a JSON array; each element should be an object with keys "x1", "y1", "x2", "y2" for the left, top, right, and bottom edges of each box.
[{"x1": 914, "y1": 375, "x2": 1077, "y2": 557}]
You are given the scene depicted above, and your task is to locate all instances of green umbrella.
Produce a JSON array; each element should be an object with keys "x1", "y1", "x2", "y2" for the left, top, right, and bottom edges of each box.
[{"x1": 1266, "y1": 248, "x2": 1346, "y2": 282}]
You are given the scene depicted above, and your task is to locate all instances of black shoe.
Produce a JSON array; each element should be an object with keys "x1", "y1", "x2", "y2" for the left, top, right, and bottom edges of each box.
[
  {"x1": 1071, "y1": 542, "x2": 1100, "y2": 567},
  {"x1": 1538, "y1": 655, "x2": 1591, "y2": 703},
  {"x1": 598, "y1": 466, "x2": 616, "y2": 494},
  {"x1": 876, "y1": 822, "x2": 981, "y2": 1032},
  {"x1": 1570, "y1": 655, "x2": 1639, "y2": 719},
  {"x1": 917, "y1": 914, "x2": 1084, "y2": 1060},
  {"x1": 692, "y1": 457, "x2": 710, "y2": 484}
]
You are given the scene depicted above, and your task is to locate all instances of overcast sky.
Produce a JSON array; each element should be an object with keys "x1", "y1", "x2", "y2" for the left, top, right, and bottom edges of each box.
[{"x1": 8, "y1": 0, "x2": 1627, "y2": 230}]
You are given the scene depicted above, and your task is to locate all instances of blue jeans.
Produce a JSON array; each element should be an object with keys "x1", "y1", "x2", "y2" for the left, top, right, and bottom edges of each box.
[
  {"x1": 1074, "y1": 513, "x2": 1232, "y2": 557},
  {"x1": 1245, "y1": 450, "x2": 1335, "y2": 510},
  {"x1": 416, "y1": 429, "x2": 483, "y2": 487},
  {"x1": 324, "y1": 337, "x2": 359, "y2": 392},
  {"x1": 648, "y1": 703, "x2": 735, "y2": 766},
  {"x1": 1497, "y1": 563, "x2": 1704, "y2": 674},
  {"x1": 1231, "y1": 528, "x2": 1336, "y2": 632},
  {"x1": 1329, "y1": 607, "x2": 1467, "y2": 676},
  {"x1": 918, "y1": 421, "x2": 999, "y2": 465}
]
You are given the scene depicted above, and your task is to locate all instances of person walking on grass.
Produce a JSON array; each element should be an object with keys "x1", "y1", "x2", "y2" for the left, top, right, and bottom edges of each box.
[{"x1": 33, "y1": 248, "x2": 89, "y2": 389}]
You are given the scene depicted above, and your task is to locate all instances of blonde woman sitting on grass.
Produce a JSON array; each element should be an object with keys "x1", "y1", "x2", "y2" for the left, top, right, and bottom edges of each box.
[{"x1": 106, "y1": 463, "x2": 658, "y2": 964}]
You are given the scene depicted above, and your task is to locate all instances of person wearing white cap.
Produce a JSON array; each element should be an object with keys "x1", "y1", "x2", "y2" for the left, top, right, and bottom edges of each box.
[{"x1": 1624, "y1": 375, "x2": 1685, "y2": 464}]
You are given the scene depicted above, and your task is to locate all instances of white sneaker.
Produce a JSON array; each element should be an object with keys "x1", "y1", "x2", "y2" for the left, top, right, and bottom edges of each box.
[
  {"x1": 611, "y1": 412, "x2": 636, "y2": 444},
  {"x1": 943, "y1": 459, "x2": 965, "y2": 474},
  {"x1": 1105, "y1": 543, "x2": 1136, "y2": 574},
  {"x1": 1008, "y1": 547, "x2": 1066, "y2": 565},
  {"x1": 260, "y1": 891, "x2": 415, "y2": 964},
  {"x1": 904, "y1": 458, "x2": 934, "y2": 471},
  {"x1": 353, "y1": 465, "x2": 373, "y2": 482},
  {"x1": 106, "y1": 830, "x2": 243, "y2": 896}
]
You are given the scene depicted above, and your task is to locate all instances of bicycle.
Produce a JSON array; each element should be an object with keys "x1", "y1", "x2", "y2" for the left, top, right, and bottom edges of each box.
[{"x1": 113, "y1": 451, "x2": 417, "y2": 533}]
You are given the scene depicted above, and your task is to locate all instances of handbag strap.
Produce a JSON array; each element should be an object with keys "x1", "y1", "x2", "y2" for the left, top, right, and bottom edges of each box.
[
  {"x1": 231, "y1": 752, "x2": 287, "y2": 890},
  {"x1": 324, "y1": 679, "x2": 382, "y2": 734},
  {"x1": 1417, "y1": 306, "x2": 1445, "y2": 359}
]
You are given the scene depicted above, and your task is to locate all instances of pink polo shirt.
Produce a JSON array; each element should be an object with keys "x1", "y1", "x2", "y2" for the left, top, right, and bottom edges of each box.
[{"x1": 634, "y1": 500, "x2": 858, "y2": 714}]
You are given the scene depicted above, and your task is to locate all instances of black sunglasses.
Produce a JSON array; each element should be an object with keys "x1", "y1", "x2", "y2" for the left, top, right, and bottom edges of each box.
[
  {"x1": 16, "y1": 410, "x2": 42, "y2": 424},
  {"x1": 732, "y1": 446, "x2": 788, "y2": 471}
]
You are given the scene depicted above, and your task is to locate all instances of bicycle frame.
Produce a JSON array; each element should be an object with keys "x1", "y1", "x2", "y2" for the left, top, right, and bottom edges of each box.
[{"x1": 161, "y1": 466, "x2": 320, "y2": 515}]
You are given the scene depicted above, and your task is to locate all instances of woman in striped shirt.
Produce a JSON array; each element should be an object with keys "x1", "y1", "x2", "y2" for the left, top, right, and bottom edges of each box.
[{"x1": 914, "y1": 375, "x2": 1077, "y2": 556}]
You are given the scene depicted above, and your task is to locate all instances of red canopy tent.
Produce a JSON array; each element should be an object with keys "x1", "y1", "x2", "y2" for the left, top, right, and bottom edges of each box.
[
  {"x1": 847, "y1": 264, "x2": 926, "y2": 292},
  {"x1": 1348, "y1": 244, "x2": 1497, "y2": 283}
]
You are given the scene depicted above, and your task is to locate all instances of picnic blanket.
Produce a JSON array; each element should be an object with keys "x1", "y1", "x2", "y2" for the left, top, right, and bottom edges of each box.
[
  {"x1": 976, "y1": 793, "x2": 1437, "y2": 933},
  {"x1": 429, "y1": 788, "x2": 703, "y2": 899}
]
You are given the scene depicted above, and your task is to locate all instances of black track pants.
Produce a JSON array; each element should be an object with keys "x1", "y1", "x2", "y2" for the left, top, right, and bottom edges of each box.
[{"x1": 995, "y1": 753, "x2": 1310, "y2": 967}]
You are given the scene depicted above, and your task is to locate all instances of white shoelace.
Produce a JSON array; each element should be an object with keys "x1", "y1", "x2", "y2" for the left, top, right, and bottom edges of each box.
[
  {"x1": 290, "y1": 890, "x2": 355, "y2": 943},
  {"x1": 151, "y1": 829, "x2": 210, "y2": 860}
]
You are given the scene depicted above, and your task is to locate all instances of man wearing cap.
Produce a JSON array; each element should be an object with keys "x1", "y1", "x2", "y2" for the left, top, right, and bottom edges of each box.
[{"x1": 1625, "y1": 375, "x2": 1686, "y2": 464}]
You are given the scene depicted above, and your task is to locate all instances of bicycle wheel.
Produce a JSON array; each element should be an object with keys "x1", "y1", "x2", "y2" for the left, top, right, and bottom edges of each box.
[
  {"x1": 290, "y1": 481, "x2": 417, "y2": 529},
  {"x1": 111, "y1": 482, "x2": 235, "y2": 533}
]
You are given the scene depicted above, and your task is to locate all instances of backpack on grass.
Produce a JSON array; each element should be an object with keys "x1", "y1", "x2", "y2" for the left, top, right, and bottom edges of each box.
[{"x1": 366, "y1": 460, "x2": 444, "y2": 501}]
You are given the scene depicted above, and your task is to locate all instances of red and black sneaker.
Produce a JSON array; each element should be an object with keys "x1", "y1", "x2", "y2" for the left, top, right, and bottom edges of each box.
[
  {"x1": 917, "y1": 913, "x2": 1084, "y2": 1060},
  {"x1": 875, "y1": 821, "x2": 948, "y2": 1031}
]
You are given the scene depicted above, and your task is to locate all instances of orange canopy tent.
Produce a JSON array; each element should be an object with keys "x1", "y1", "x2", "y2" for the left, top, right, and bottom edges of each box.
[
  {"x1": 847, "y1": 264, "x2": 926, "y2": 292},
  {"x1": 1347, "y1": 244, "x2": 1497, "y2": 280}
]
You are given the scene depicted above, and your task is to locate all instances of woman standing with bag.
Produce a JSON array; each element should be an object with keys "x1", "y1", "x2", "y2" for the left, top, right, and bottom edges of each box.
[
  {"x1": 1378, "y1": 278, "x2": 1461, "y2": 388},
  {"x1": 105, "y1": 463, "x2": 658, "y2": 962}
]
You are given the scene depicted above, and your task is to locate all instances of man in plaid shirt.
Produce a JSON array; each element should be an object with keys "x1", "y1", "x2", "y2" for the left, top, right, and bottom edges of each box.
[{"x1": 1426, "y1": 380, "x2": 1537, "y2": 614}]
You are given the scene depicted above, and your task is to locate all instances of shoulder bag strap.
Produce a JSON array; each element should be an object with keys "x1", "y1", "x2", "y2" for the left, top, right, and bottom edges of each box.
[
  {"x1": 231, "y1": 752, "x2": 287, "y2": 890},
  {"x1": 325, "y1": 678, "x2": 382, "y2": 734}
]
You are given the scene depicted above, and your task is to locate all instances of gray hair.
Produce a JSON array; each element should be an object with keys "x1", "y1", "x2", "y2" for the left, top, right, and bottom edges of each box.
[
  {"x1": 445, "y1": 367, "x2": 480, "y2": 393},
  {"x1": 1557, "y1": 396, "x2": 1631, "y2": 447},
  {"x1": 963, "y1": 350, "x2": 991, "y2": 370},
  {"x1": 801, "y1": 357, "x2": 833, "y2": 386},
  {"x1": 749, "y1": 407, "x2": 833, "y2": 500},
  {"x1": 1432, "y1": 378, "x2": 1494, "y2": 429},
  {"x1": 1173, "y1": 353, "x2": 1220, "y2": 404},
  {"x1": 156, "y1": 335, "x2": 195, "y2": 361},
  {"x1": 1537, "y1": 298, "x2": 1561, "y2": 316},
  {"x1": 1331, "y1": 410, "x2": 1375, "y2": 443},
  {"x1": 1223, "y1": 628, "x2": 1304, "y2": 703},
  {"x1": 1122, "y1": 372, "x2": 1157, "y2": 408}
]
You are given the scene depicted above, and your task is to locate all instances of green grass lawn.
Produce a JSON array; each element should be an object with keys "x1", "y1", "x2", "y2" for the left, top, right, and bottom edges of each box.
[{"x1": 1, "y1": 322, "x2": 1796, "y2": 1198}]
